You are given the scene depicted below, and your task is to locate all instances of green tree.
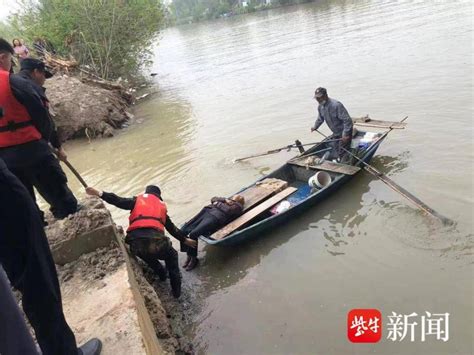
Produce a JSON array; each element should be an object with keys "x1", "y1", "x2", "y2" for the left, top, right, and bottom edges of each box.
[
  {"x1": 0, "y1": 20, "x2": 20, "y2": 40},
  {"x1": 11, "y1": 0, "x2": 164, "y2": 81}
]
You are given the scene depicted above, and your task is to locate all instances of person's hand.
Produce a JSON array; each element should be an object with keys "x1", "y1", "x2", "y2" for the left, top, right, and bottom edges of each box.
[
  {"x1": 85, "y1": 187, "x2": 101, "y2": 197},
  {"x1": 56, "y1": 147, "x2": 68, "y2": 162},
  {"x1": 341, "y1": 135, "x2": 351, "y2": 144},
  {"x1": 311, "y1": 127, "x2": 316, "y2": 132},
  {"x1": 184, "y1": 238, "x2": 197, "y2": 249}
]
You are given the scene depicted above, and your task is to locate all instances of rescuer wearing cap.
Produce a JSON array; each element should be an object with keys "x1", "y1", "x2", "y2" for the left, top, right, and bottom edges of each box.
[
  {"x1": 86, "y1": 184, "x2": 198, "y2": 298},
  {"x1": 0, "y1": 51, "x2": 79, "y2": 220},
  {"x1": 311, "y1": 87, "x2": 353, "y2": 162}
]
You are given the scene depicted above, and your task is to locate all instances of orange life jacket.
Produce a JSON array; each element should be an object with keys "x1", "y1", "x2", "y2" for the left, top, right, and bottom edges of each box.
[
  {"x1": 0, "y1": 70, "x2": 42, "y2": 148},
  {"x1": 127, "y1": 193, "x2": 167, "y2": 233}
]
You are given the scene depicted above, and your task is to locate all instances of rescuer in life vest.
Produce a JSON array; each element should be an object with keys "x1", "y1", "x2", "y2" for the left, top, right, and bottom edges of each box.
[
  {"x1": 86, "y1": 185, "x2": 197, "y2": 298},
  {"x1": 0, "y1": 38, "x2": 78, "y2": 220}
]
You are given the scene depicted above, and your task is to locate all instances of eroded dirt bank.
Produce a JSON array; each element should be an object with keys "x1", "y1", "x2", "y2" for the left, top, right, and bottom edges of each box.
[{"x1": 45, "y1": 75, "x2": 134, "y2": 141}]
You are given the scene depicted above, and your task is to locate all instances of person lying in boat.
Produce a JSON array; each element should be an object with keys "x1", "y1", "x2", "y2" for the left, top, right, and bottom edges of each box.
[
  {"x1": 181, "y1": 195, "x2": 245, "y2": 270},
  {"x1": 310, "y1": 87, "x2": 354, "y2": 163},
  {"x1": 85, "y1": 185, "x2": 197, "y2": 298}
]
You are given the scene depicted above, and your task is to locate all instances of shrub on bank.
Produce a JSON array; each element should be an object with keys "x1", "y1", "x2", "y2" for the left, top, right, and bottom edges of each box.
[{"x1": 9, "y1": 0, "x2": 164, "y2": 82}]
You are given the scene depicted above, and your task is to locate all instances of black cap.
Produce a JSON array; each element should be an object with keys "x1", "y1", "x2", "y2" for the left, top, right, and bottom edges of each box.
[
  {"x1": 314, "y1": 87, "x2": 327, "y2": 98},
  {"x1": 20, "y1": 58, "x2": 53, "y2": 78},
  {"x1": 145, "y1": 185, "x2": 161, "y2": 198}
]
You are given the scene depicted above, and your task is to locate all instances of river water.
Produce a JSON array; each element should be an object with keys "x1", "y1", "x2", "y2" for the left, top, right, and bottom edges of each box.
[{"x1": 64, "y1": 1, "x2": 472, "y2": 354}]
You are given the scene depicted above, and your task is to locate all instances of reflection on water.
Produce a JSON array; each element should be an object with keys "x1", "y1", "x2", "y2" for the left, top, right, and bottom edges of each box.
[
  {"x1": 61, "y1": 0, "x2": 472, "y2": 353},
  {"x1": 372, "y1": 151, "x2": 410, "y2": 176}
]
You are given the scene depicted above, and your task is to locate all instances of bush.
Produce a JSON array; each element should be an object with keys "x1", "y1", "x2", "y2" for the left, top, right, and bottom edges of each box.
[{"x1": 11, "y1": 0, "x2": 164, "y2": 81}]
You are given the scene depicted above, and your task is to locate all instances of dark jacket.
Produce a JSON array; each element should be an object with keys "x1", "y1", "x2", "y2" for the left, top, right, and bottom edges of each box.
[
  {"x1": 100, "y1": 191, "x2": 188, "y2": 242},
  {"x1": 314, "y1": 97, "x2": 353, "y2": 137},
  {"x1": 206, "y1": 197, "x2": 243, "y2": 224},
  {"x1": 10, "y1": 70, "x2": 60, "y2": 147},
  {"x1": 0, "y1": 71, "x2": 60, "y2": 169}
]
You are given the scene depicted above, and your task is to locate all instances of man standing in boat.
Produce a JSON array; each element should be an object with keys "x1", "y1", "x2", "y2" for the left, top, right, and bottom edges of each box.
[{"x1": 311, "y1": 87, "x2": 353, "y2": 163}]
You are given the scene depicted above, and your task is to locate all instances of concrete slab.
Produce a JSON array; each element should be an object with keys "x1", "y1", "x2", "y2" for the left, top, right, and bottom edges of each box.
[
  {"x1": 62, "y1": 265, "x2": 148, "y2": 354},
  {"x1": 52, "y1": 224, "x2": 115, "y2": 265}
]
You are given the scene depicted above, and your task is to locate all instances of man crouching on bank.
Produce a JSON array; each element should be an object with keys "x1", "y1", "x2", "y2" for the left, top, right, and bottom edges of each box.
[{"x1": 86, "y1": 185, "x2": 197, "y2": 298}]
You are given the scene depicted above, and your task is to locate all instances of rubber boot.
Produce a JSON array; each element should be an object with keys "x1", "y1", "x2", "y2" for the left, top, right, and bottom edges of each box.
[
  {"x1": 169, "y1": 273, "x2": 181, "y2": 298},
  {"x1": 165, "y1": 249, "x2": 181, "y2": 298},
  {"x1": 78, "y1": 338, "x2": 102, "y2": 355},
  {"x1": 152, "y1": 261, "x2": 168, "y2": 282}
]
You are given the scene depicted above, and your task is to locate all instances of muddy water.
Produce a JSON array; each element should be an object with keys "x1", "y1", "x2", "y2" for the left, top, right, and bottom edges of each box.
[{"x1": 63, "y1": 1, "x2": 472, "y2": 353}]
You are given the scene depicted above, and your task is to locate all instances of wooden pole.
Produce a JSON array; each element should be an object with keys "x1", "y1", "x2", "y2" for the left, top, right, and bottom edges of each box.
[
  {"x1": 52, "y1": 148, "x2": 88, "y2": 188},
  {"x1": 234, "y1": 147, "x2": 292, "y2": 162},
  {"x1": 62, "y1": 159, "x2": 88, "y2": 188},
  {"x1": 234, "y1": 139, "x2": 342, "y2": 163}
]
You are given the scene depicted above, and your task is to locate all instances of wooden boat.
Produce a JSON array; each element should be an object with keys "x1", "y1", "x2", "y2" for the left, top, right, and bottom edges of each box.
[{"x1": 199, "y1": 128, "x2": 390, "y2": 246}]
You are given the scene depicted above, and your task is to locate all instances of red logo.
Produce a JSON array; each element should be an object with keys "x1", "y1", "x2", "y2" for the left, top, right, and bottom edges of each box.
[{"x1": 348, "y1": 309, "x2": 382, "y2": 343}]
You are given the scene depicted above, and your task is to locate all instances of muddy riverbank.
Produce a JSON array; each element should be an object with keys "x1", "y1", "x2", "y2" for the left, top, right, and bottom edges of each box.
[
  {"x1": 45, "y1": 74, "x2": 135, "y2": 141},
  {"x1": 44, "y1": 198, "x2": 195, "y2": 354}
]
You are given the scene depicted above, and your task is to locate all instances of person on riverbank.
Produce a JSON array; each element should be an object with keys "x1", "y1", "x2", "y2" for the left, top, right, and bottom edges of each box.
[
  {"x1": 181, "y1": 195, "x2": 245, "y2": 271},
  {"x1": 0, "y1": 156, "x2": 103, "y2": 355},
  {"x1": 86, "y1": 185, "x2": 197, "y2": 298},
  {"x1": 12, "y1": 38, "x2": 29, "y2": 60},
  {"x1": 0, "y1": 39, "x2": 79, "y2": 220},
  {"x1": 311, "y1": 87, "x2": 353, "y2": 163}
]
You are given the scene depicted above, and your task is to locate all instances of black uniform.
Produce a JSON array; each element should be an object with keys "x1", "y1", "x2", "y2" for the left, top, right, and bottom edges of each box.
[
  {"x1": 100, "y1": 191, "x2": 187, "y2": 298},
  {"x1": 0, "y1": 158, "x2": 78, "y2": 354},
  {"x1": 0, "y1": 70, "x2": 78, "y2": 219},
  {"x1": 0, "y1": 265, "x2": 38, "y2": 355}
]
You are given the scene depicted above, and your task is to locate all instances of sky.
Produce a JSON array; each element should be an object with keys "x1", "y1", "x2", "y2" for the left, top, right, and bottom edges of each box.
[{"x1": 0, "y1": 0, "x2": 20, "y2": 21}]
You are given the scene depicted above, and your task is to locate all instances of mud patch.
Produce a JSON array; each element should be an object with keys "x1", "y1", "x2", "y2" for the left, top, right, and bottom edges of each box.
[
  {"x1": 137, "y1": 259, "x2": 199, "y2": 355},
  {"x1": 128, "y1": 258, "x2": 180, "y2": 353},
  {"x1": 45, "y1": 75, "x2": 132, "y2": 141},
  {"x1": 45, "y1": 197, "x2": 193, "y2": 353},
  {"x1": 45, "y1": 197, "x2": 111, "y2": 248},
  {"x1": 57, "y1": 242, "x2": 124, "y2": 284}
]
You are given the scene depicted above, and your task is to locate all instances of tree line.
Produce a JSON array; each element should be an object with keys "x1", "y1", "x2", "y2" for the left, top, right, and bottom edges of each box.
[
  {"x1": 3, "y1": 0, "x2": 164, "y2": 82},
  {"x1": 1, "y1": 0, "x2": 315, "y2": 80},
  {"x1": 168, "y1": 0, "x2": 314, "y2": 24}
]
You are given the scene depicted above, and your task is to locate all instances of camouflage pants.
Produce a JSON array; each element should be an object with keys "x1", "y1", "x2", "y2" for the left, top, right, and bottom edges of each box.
[{"x1": 126, "y1": 236, "x2": 181, "y2": 297}]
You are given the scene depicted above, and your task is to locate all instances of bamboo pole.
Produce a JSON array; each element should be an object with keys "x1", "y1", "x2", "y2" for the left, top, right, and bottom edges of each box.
[{"x1": 234, "y1": 139, "x2": 342, "y2": 162}]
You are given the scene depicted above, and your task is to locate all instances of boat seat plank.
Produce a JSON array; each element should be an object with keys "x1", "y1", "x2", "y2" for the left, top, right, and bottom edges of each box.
[
  {"x1": 353, "y1": 117, "x2": 406, "y2": 129},
  {"x1": 212, "y1": 187, "x2": 298, "y2": 240},
  {"x1": 239, "y1": 178, "x2": 288, "y2": 212},
  {"x1": 288, "y1": 158, "x2": 361, "y2": 175}
]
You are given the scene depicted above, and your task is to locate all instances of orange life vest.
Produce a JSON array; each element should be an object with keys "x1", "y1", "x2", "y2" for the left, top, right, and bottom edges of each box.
[
  {"x1": 0, "y1": 70, "x2": 42, "y2": 148},
  {"x1": 127, "y1": 193, "x2": 167, "y2": 233}
]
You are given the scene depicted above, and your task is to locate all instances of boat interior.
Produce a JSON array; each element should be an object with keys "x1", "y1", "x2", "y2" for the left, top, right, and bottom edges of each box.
[{"x1": 208, "y1": 130, "x2": 382, "y2": 240}]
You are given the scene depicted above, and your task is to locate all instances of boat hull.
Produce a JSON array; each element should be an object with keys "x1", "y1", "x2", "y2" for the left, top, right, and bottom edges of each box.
[{"x1": 200, "y1": 136, "x2": 385, "y2": 246}]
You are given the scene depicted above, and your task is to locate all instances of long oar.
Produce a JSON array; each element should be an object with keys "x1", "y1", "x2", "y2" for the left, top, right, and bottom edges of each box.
[
  {"x1": 315, "y1": 125, "x2": 453, "y2": 225},
  {"x1": 234, "y1": 139, "x2": 342, "y2": 162}
]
